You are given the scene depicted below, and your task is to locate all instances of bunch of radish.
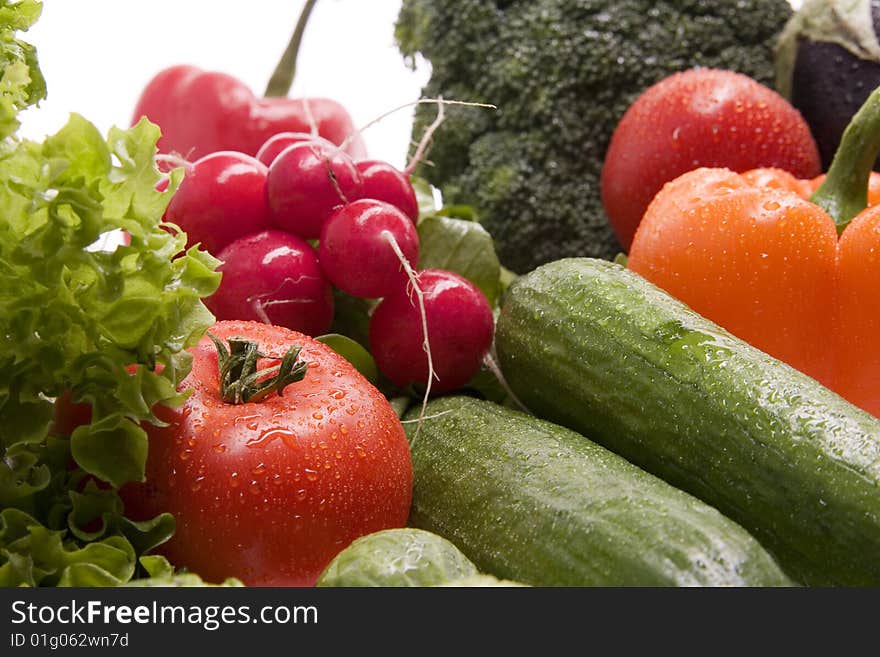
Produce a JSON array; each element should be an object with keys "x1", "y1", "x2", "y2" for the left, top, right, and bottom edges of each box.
[{"x1": 163, "y1": 130, "x2": 494, "y2": 396}]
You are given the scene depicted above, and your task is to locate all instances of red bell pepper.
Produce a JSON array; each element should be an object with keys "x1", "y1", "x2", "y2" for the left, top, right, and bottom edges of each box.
[{"x1": 130, "y1": 0, "x2": 365, "y2": 160}]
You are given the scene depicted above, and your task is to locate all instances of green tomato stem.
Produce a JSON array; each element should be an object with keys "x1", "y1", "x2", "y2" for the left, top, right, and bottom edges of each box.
[
  {"x1": 809, "y1": 85, "x2": 880, "y2": 233},
  {"x1": 209, "y1": 333, "x2": 307, "y2": 404}
]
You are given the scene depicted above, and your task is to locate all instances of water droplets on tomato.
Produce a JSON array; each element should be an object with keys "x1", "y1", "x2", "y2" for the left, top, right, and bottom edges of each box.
[
  {"x1": 233, "y1": 413, "x2": 262, "y2": 430},
  {"x1": 247, "y1": 427, "x2": 297, "y2": 449}
]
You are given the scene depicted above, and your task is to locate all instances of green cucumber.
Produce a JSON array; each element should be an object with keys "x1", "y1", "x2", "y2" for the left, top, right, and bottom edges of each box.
[
  {"x1": 316, "y1": 528, "x2": 478, "y2": 587},
  {"x1": 404, "y1": 396, "x2": 791, "y2": 587},
  {"x1": 495, "y1": 257, "x2": 880, "y2": 586}
]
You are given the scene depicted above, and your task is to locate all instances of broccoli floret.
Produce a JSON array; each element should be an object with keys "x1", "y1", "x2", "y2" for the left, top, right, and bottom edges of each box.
[{"x1": 397, "y1": 0, "x2": 793, "y2": 273}]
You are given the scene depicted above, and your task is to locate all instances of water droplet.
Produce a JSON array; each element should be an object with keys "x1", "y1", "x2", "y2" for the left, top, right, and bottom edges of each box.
[
  {"x1": 229, "y1": 472, "x2": 240, "y2": 488},
  {"x1": 191, "y1": 476, "x2": 205, "y2": 492},
  {"x1": 180, "y1": 449, "x2": 193, "y2": 461},
  {"x1": 295, "y1": 489, "x2": 307, "y2": 501},
  {"x1": 212, "y1": 444, "x2": 227, "y2": 454},
  {"x1": 304, "y1": 468, "x2": 318, "y2": 481},
  {"x1": 312, "y1": 411, "x2": 324, "y2": 420},
  {"x1": 247, "y1": 427, "x2": 296, "y2": 448},
  {"x1": 252, "y1": 463, "x2": 267, "y2": 476}
]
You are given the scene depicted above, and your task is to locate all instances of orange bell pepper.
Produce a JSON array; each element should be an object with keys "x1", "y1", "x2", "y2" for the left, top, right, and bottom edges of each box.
[{"x1": 628, "y1": 85, "x2": 880, "y2": 417}]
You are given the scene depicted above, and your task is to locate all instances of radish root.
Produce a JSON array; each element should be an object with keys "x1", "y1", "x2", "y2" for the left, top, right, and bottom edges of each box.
[
  {"x1": 339, "y1": 97, "x2": 496, "y2": 157},
  {"x1": 482, "y1": 350, "x2": 531, "y2": 414},
  {"x1": 383, "y1": 230, "x2": 435, "y2": 444},
  {"x1": 405, "y1": 100, "x2": 445, "y2": 177}
]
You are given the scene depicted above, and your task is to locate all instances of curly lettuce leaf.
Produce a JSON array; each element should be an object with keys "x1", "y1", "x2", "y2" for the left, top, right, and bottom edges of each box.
[
  {"x1": 125, "y1": 555, "x2": 244, "y2": 587},
  {"x1": 0, "y1": 114, "x2": 220, "y2": 482},
  {"x1": 0, "y1": 1, "x2": 221, "y2": 587},
  {"x1": 0, "y1": 0, "x2": 44, "y2": 140},
  {"x1": 0, "y1": 508, "x2": 137, "y2": 587}
]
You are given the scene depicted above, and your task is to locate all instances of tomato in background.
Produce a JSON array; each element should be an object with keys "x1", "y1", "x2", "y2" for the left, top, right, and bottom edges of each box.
[
  {"x1": 121, "y1": 320, "x2": 412, "y2": 587},
  {"x1": 601, "y1": 68, "x2": 821, "y2": 250}
]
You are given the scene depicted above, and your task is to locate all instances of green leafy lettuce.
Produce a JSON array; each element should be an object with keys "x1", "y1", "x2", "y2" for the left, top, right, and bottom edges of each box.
[
  {"x1": 0, "y1": 1, "x2": 221, "y2": 586},
  {"x1": 0, "y1": 0, "x2": 44, "y2": 140}
]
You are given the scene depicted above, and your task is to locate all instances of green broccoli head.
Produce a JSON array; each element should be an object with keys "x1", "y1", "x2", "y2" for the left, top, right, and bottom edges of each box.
[{"x1": 397, "y1": 0, "x2": 793, "y2": 273}]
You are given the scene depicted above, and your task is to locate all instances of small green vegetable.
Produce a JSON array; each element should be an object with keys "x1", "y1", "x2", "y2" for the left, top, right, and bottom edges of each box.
[{"x1": 316, "y1": 528, "x2": 478, "y2": 587}]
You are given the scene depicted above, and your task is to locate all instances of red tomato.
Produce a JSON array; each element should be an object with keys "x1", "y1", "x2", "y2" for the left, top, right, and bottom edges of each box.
[
  {"x1": 601, "y1": 68, "x2": 821, "y2": 250},
  {"x1": 121, "y1": 320, "x2": 412, "y2": 587}
]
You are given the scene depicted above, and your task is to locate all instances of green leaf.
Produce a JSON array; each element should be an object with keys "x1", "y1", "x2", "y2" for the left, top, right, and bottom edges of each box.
[
  {"x1": 0, "y1": 0, "x2": 45, "y2": 139},
  {"x1": 2, "y1": 397, "x2": 54, "y2": 446},
  {"x1": 411, "y1": 175, "x2": 439, "y2": 221},
  {"x1": 139, "y1": 554, "x2": 175, "y2": 579},
  {"x1": 0, "y1": 509, "x2": 137, "y2": 587},
  {"x1": 43, "y1": 113, "x2": 111, "y2": 182},
  {"x1": 118, "y1": 513, "x2": 175, "y2": 556},
  {"x1": 316, "y1": 333, "x2": 379, "y2": 383},
  {"x1": 127, "y1": 555, "x2": 244, "y2": 587},
  {"x1": 70, "y1": 417, "x2": 148, "y2": 488},
  {"x1": 0, "y1": 443, "x2": 51, "y2": 506},
  {"x1": 417, "y1": 214, "x2": 502, "y2": 305},
  {"x1": 437, "y1": 204, "x2": 478, "y2": 221},
  {"x1": 328, "y1": 288, "x2": 374, "y2": 348}
]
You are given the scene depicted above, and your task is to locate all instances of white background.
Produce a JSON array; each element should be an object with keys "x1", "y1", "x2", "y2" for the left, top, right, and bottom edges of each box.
[
  {"x1": 18, "y1": 0, "x2": 429, "y2": 169},
  {"x1": 16, "y1": 0, "x2": 802, "y2": 169}
]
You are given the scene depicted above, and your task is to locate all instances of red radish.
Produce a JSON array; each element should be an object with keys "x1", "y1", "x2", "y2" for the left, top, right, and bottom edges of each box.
[
  {"x1": 369, "y1": 269, "x2": 494, "y2": 394},
  {"x1": 319, "y1": 199, "x2": 419, "y2": 299},
  {"x1": 206, "y1": 229, "x2": 334, "y2": 337},
  {"x1": 266, "y1": 140, "x2": 363, "y2": 239},
  {"x1": 356, "y1": 160, "x2": 419, "y2": 223},
  {"x1": 256, "y1": 131, "x2": 334, "y2": 167},
  {"x1": 164, "y1": 151, "x2": 271, "y2": 255}
]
